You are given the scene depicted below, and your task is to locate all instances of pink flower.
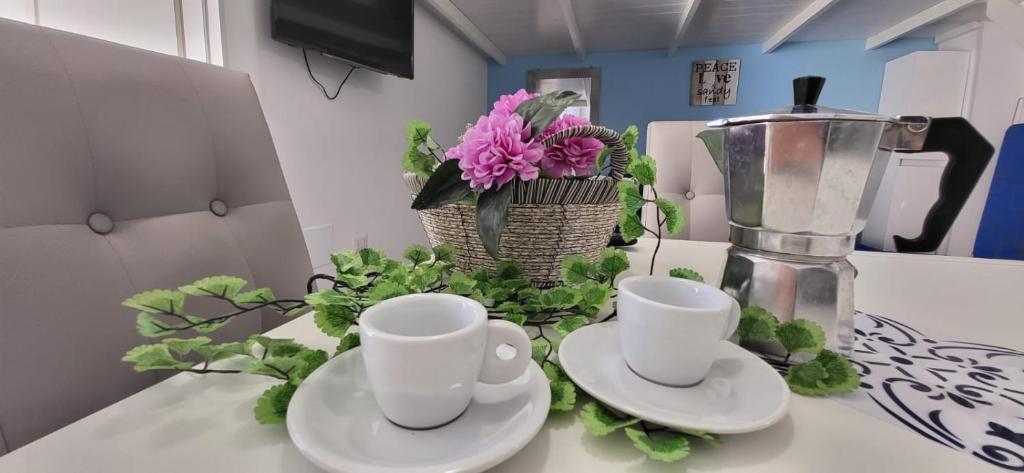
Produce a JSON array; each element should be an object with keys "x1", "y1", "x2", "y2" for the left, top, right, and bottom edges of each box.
[
  {"x1": 492, "y1": 89, "x2": 539, "y2": 117},
  {"x1": 537, "y1": 115, "x2": 604, "y2": 178},
  {"x1": 448, "y1": 113, "x2": 543, "y2": 190}
]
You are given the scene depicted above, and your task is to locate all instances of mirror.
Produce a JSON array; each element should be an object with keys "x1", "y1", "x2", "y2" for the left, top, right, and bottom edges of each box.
[{"x1": 527, "y1": 67, "x2": 601, "y2": 123}]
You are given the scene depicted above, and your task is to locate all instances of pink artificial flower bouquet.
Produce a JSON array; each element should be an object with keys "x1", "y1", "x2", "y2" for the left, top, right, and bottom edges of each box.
[{"x1": 445, "y1": 89, "x2": 605, "y2": 190}]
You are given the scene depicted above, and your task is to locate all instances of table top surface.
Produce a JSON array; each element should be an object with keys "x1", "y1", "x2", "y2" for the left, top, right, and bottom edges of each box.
[{"x1": 2, "y1": 239, "x2": 1022, "y2": 473}]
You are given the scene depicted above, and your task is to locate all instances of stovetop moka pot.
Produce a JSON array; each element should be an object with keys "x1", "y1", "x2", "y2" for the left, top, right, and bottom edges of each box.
[{"x1": 696, "y1": 76, "x2": 994, "y2": 358}]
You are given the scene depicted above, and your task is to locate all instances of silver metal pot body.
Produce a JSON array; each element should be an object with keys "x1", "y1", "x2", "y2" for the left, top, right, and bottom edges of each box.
[{"x1": 717, "y1": 119, "x2": 893, "y2": 256}]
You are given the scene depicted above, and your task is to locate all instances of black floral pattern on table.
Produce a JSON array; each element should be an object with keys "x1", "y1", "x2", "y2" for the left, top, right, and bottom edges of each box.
[{"x1": 844, "y1": 312, "x2": 1024, "y2": 471}]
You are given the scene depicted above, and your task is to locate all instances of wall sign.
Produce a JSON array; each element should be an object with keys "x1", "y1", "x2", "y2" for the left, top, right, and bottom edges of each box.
[{"x1": 690, "y1": 59, "x2": 740, "y2": 106}]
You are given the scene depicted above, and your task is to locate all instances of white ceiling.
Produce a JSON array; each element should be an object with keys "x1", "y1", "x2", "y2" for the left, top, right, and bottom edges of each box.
[{"x1": 444, "y1": 0, "x2": 995, "y2": 58}]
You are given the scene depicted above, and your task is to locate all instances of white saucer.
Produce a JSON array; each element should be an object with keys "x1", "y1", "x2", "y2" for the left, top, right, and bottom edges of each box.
[
  {"x1": 286, "y1": 348, "x2": 550, "y2": 473},
  {"x1": 559, "y1": 322, "x2": 790, "y2": 433}
]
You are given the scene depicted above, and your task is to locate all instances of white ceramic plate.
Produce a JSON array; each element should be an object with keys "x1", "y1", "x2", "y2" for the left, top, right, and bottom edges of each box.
[
  {"x1": 286, "y1": 348, "x2": 550, "y2": 473},
  {"x1": 559, "y1": 322, "x2": 790, "y2": 433}
]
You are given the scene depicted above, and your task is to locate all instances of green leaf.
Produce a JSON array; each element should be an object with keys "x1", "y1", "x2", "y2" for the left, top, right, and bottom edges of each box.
[
  {"x1": 245, "y1": 357, "x2": 306, "y2": 381},
  {"x1": 409, "y1": 265, "x2": 444, "y2": 289},
  {"x1": 263, "y1": 339, "x2": 304, "y2": 358},
  {"x1": 179, "y1": 276, "x2": 248, "y2": 299},
  {"x1": 655, "y1": 198, "x2": 684, "y2": 234},
  {"x1": 553, "y1": 315, "x2": 590, "y2": 337},
  {"x1": 194, "y1": 341, "x2": 252, "y2": 362},
  {"x1": 541, "y1": 287, "x2": 582, "y2": 309},
  {"x1": 403, "y1": 244, "x2": 433, "y2": 266},
  {"x1": 737, "y1": 307, "x2": 779, "y2": 343},
  {"x1": 669, "y1": 268, "x2": 704, "y2": 282},
  {"x1": 406, "y1": 119, "x2": 434, "y2": 146},
  {"x1": 123, "y1": 289, "x2": 186, "y2": 315},
  {"x1": 330, "y1": 251, "x2": 363, "y2": 274},
  {"x1": 336, "y1": 333, "x2": 361, "y2": 355},
  {"x1": 366, "y1": 280, "x2": 410, "y2": 303},
  {"x1": 505, "y1": 313, "x2": 527, "y2": 326},
  {"x1": 313, "y1": 305, "x2": 356, "y2": 337},
  {"x1": 358, "y1": 248, "x2": 388, "y2": 271},
  {"x1": 531, "y1": 339, "x2": 550, "y2": 364},
  {"x1": 786, "y1": 360, "x2": 829, "y2": 396},
  {"x1": 403, "y1": 147, "x2": 435, "y2": 179},
  {"x1": 135, "y1": 312, "x2": 178, "y2": 338},
  {"x1": 411, "y1": 159, "x2": 473, "y2": 210},
  {"x1": 186, "y1": 315, "x2": 231, "y2": 334},
  {"x1": 476, "y1": 184, "x2": 514, "y2": 260},
  {"x1": 447, "y1": 271, "x2": 478, "y2": 295},
  {"x1": 627, "y1": 155, "x2": 657, "y2": 186},
  {"x1": 596, "y1": 248, "x2": 630, "y2": 281},
  {"x1": 550, "y1": 379, "x2": 577, "y2": 412},
  {"x1": 792, "y1": 350, "x2": 861, "y2": 396},
  {"x1": 122, "y1": 344, "x2": 192, "y2": 372},
  {"x1": 579, "y1": 281, "x2": 614, "y2": 314},
  {"x1": 305, "y1": 290, "x2": 356, "y2": 309},
  {"x1": 544, "y1": 364, "x2": 576, "y2": 412},
  {"x1": 336, "y1": 273, "x2": 369, "y2": 288},
  {"x1": 818, "y1": 350, "x2": 861, "y2": 395},
  {"x1": 618, "y1": 212, "x2": 646, "y2": 242},
  {"x1": 515, "y1": 90, "x2": 581, "y2": 138},
  {"x1": 579, "y1": 401, "x2": 639, "y2": 436},
  {"x1": 624, "y1": 428, "x2": 691, "y2": 462},
  {"x1": 432, "y1": 244, "x2": 456, "y2": 264},
  {"x1": 776, "y1": 319, "x2": 827, "y2": 354},
  {"x1": 293, "y1": 349, "x2": 328, "y2": 383},
  {"x1": 560, "y1": 255, "x2": 595, "y2": 285},
  {"x1": 233, "y1": 287, "x2": 275, "y2": 304},
  {"x1": 253, "y1": 383, "x2": 296, "y2": 425},
  {"x1": 495, "y1": 261, "x2": 523, "y2": 280},
  {"x1": 162, "y1": 336, "x2": 211, "y2": 356},
  {"x1": 622, "y1": 125, "x2": 639, "y2": 151},
  {"x1": 677, "y1": 429, "x2": 719, "y2": 445},
  {"x1": 617, "y1": 180, "x2": 646, "y2": 215}
]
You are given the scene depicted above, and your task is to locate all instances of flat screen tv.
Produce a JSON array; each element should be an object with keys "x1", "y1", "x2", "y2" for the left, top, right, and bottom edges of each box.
[{"x1": 271, "y1": 0, "x2": 414, "y2": 79}]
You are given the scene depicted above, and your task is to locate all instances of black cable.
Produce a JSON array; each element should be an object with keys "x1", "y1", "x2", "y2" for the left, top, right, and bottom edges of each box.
[{"x1": 302, "y1": 48, "x2": 356, "y2": 100}]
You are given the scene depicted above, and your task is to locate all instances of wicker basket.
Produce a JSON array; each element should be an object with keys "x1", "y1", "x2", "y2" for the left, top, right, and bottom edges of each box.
[{"x1": 405, "y1": 125, "x2": 628, "y2": 287}]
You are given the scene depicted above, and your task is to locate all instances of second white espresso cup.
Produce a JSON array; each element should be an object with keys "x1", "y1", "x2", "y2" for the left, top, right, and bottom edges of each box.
[
  {"x1": 359, "y1": 293, "x2": 532, "y2": 429},
  {"x1": 618, "y1": 276, "x2": 741, "y2": 387}
]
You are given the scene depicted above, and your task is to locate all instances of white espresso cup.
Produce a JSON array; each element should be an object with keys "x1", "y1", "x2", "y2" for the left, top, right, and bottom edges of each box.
[
  {"x1": 359, "y1": 293, "x2": 532, "y2": 429},
  {"x1": 617, "y1": 276, "x2": 741, "y2": 387}
]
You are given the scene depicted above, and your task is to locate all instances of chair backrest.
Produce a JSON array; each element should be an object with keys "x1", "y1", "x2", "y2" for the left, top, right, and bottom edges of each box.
[
  {"x1": 0, "y1": 19, "x2": 312, "y2": 452},
  {"x1": 643, "y1": 121, "x2": 729, "y2": 242}
]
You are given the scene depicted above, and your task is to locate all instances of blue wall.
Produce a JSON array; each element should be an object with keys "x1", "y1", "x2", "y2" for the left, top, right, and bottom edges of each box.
[{"x1": 488, "y1": 39, "x2": 935, "y2": 153}]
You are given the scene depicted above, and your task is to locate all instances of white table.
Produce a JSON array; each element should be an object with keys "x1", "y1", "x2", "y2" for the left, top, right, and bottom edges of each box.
[{"x1": 2, "y1": 239, "x2": 1021, "y2": 473}]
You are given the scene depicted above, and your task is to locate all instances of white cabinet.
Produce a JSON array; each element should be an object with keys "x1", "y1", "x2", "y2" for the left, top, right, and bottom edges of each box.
[{"x1": 862, "y1": 51, "x2": 971, "y2": 253}]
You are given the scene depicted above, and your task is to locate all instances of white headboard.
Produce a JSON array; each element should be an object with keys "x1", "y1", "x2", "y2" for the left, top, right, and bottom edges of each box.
[{"x1": 643, "y1": 121, "x2": 729, "y2": 242}]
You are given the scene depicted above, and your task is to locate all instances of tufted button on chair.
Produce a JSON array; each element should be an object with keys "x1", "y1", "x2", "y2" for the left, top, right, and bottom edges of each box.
[
  {"x1": 0, "y1": 19, "x2": 313, "y2": 453},
  {"x1": 642, "y1": 121, "x2": 729, "y2": 242}
]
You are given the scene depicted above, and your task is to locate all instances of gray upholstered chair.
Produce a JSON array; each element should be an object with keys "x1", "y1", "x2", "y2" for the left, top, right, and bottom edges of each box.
[
  {"x1": 643, "y1": 121, "x2": 729, "y2": 242},
  {"x1": 0, "y1": 19, "x2": 312, "y2": 454}
]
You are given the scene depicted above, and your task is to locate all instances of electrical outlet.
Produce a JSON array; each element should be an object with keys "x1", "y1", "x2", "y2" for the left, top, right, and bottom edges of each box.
[{"x1": 353, "y1": 234, "x2": 369, "y2": 251}]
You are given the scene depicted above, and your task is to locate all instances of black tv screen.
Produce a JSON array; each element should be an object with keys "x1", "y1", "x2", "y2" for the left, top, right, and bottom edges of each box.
[{"x1": 271, "y1": 0, "x2": 414, "y2": 79}]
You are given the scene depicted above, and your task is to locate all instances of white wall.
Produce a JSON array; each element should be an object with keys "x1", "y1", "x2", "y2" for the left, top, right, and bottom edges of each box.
[
  {"x1": 221, "y1": 1, "x2": 487, "y2": 270},
  {"x1": 939, "y1": 21, "x2": 1024, "y2": 256}
]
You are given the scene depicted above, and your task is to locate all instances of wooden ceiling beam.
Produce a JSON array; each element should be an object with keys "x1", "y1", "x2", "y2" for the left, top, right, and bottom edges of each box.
[
  {"x1": 762, "y1": 0, "x2": 841, "y2": 54},
  {"x1": 420, "y1": 0, "x2": 508, "y2": 65},
  {"x1": 557, "y1": 0, "x2": 586, "y2": 60},
  {"x1": 865, "y1": 0, "x2": 981, "y2": 50},
  {"x1": 667, "y1": 0, "x2": 703, "y2": 57}
]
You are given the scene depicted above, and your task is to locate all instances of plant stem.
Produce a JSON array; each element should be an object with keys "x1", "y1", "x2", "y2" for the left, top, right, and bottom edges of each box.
[{"x1": 648, "y1": 187, "x2": 663, "y2": 276}]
